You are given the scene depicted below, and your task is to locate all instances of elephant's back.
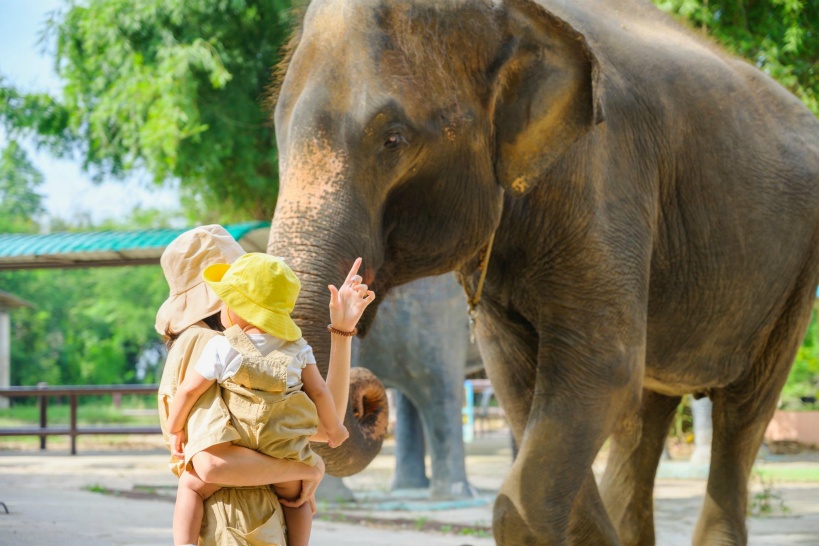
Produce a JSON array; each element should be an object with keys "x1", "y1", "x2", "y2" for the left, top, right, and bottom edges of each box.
[
  {"x1": 548, "y1": 0, "x2": 819, "y2": 231},
  {"x1": 543, "y1": 0, "x2": 819, "y2": 148}
]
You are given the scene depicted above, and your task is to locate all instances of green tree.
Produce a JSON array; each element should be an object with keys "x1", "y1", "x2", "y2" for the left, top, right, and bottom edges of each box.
[
  {"x1": 653, "y1": 0, "x2": 819, "y2": 115},
  {"x1": 0, "y1": 141, "x2": 46, "y2": 233},
  {"x1": 2, "y1": 209, "x2": 172, "y2": 387},
  {"x1": 44, "y1": 0, "x2": 297, "y2": 220},
  {"x1": 782, "y1": 310, "x2": 819, "y2": 406},
  {"x1": 4, "y1": 265, "x2": 168, "y2": 386},
  {"x1": 3, "y1": 0, "x2": 810, "y2": 222},
  {"x1": 0, "y1": 75, "x2": 73, "y2": 154}
]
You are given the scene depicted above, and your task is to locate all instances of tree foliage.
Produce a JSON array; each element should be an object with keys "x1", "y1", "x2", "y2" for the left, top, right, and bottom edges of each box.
[
  {"x1": 653, "y1": 0, "x2": 819, "y2": 116},
  {"x1": 4, "y1": 266, "x2": 168, "y2": 387},
  {"x1": 44, "y1": 0, "x2": 297, "y2": 219},
  {"x1": 0, "y1": 141, "x2": 46, "y2": 233},
  {"x1": 1, "y1": 210, "x2": 171, "y2": 387},
  {"x1": 2, "y1": 0, "x2": 814, "y2": 222},
  {"x1": 0, "y1": 76, "x2": 73, "y2": 154},
  {"x1": 782, "y1": 311, "x2": 819, "y2": 407}
]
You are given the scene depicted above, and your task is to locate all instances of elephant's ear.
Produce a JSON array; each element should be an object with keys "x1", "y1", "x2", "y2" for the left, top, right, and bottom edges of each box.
[{"x1": 491, "y1": 0, "x2": 604, "y2": 197}]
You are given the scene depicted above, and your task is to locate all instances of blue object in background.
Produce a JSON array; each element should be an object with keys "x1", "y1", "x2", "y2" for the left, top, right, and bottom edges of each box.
[{"x1": 463, "y1": 380, "x2": 475, "y2": 443}]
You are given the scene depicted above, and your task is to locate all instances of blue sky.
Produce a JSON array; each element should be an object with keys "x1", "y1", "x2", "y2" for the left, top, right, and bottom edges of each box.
[{"x1": 0, "y1": 0, "x2": 180, "y2": 226}]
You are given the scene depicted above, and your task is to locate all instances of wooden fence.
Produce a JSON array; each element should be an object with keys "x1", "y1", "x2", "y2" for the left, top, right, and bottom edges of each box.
[{"x1": 0, "y1": 384, "x2": 160, "y2": 455}]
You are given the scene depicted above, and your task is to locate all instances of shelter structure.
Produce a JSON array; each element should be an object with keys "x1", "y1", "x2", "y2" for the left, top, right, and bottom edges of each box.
[{"x1": 0, "y1": 221, "x2": 270, "y2": 270}]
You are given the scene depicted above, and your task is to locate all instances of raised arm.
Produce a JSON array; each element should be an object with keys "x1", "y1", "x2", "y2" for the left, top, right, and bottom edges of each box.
[
  {"x1": 302, "y1": 364, "x2": 348, "y2": 446},
  {"x1": 325, "y1": 257, "x2": 376, "y2": 418}
]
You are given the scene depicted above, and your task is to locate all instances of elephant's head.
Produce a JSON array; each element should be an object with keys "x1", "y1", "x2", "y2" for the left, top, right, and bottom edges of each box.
[{"x1": 268, "y1": 0, "x2": 603, "y2": 475}]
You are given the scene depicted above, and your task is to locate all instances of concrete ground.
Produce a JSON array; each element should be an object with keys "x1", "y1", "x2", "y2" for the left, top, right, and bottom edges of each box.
[{"x1": 1, "y1": 433, "x2": 818, "y2": 545}]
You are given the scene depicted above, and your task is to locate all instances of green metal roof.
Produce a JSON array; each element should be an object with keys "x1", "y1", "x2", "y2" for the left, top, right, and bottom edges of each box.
[{"x1": 0, "y1": 221, "x2": 270, "y2": 271}]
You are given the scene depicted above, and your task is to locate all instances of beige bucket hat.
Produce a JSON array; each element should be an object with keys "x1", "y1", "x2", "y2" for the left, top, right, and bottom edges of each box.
[{"x1": 155, "y1": 225, "x2": 246, "y2": 336}]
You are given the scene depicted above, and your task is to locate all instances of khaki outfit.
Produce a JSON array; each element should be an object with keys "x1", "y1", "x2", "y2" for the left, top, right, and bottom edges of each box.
[
  {"x1": 220, "y1": 325, "x2": 320, "y2": 468},
  {"x1": 157, "y1": 325, "x2": 287, "y2": 546},
  {"x1": 158, "y1": 325, "x2": 240, "y2": 476},
  {"x1": 202, "y1": 486, "x2": 286, "y2": 546}
]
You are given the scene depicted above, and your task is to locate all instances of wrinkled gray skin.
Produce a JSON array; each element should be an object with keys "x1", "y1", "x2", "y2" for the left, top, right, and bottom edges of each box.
[{"x1": 269, "y1": 0, "x2": 819, "y2": 544}]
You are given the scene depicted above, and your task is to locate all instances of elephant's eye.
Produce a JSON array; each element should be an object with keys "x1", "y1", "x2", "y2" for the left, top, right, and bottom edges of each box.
[{"x1": 384, "y1": 132, "x2": 406, "y2": 149}]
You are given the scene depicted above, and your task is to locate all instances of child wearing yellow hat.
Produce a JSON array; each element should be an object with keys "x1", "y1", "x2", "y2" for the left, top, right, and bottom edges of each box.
[
  {"x1": 157, "y1": 225, "x2": 327, "y2": 546},
  {"x1": 166, "y1": 252, "x2": 374, "y2": 546}
]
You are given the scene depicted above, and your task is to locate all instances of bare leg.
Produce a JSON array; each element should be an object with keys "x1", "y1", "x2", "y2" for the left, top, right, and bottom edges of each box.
[
  {"x1": 173, "y1": 468, "x2": 221, "y2": 546},
  {"x1": 274, "y1": 480, "x2": 313, "y2": 546},
  {"x1": 191, "y1": 442, "x2": 322, "y2": 486}
]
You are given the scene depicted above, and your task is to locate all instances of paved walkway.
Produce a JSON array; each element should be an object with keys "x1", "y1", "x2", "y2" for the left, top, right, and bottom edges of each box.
[{"x1": 1, "y1": 434, "x2": 818, "y2": 545}]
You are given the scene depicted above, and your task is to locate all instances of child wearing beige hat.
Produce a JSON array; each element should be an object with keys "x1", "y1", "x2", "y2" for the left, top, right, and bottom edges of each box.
[{"x1": 166, "y1": 251, "x2": 374, "y2": 546}]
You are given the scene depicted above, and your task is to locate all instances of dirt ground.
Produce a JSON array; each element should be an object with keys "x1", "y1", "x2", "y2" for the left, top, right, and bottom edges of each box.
[{"x1": 1, "y1": 433, "x2": 818, "y2": 545}]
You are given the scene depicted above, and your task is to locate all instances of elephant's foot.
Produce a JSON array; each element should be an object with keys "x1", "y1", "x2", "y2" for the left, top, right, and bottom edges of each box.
[
  {"x1": 494, "y1": 493, "x2": 559, "y2": 545},
  {"x1": 693, "y1": 492, "x2": 747, "y2": 546},
  {"x1": 430, "y1": 479, "x2": 478, "y2": 500},
  {"x1": 315, "y1": 475, "x2": 355, "y2": 503},
  {"x1": 390, "y1": 472, "x2": 430, "y2": 490}
]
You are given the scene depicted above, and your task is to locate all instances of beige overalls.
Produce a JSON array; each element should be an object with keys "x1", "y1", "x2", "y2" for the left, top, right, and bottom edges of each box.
[
  {"x1": 158, "y1": 325, "x2": 289, "y2": 546},
  {"x1": 219, "y1": 324, "x2": 320, "y2": 468}
]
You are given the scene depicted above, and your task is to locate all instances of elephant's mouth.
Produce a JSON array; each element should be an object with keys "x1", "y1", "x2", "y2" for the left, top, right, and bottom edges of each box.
[
  {"x1": 350, "y1": 367, "x2": 390, "y2": 441},
  {"x1": 311, "y1": 367, "x2": 389, "y2": 477}
]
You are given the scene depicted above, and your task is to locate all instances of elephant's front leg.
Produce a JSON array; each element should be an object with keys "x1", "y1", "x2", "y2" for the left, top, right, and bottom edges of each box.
[
  {"x1": 390, "y1": 390, "x2": 430, "y2": 490},
  {"x1": 495, "y1": 395, "x2": 624, "y2": 544},
  {"x1": 396, "y1": 379, "x2": 473, "y2": 499},
  {"x1": 484, "y1": 310, "x2": 643, "y2": 545},
  {"x1": 414, "y1": 379, "x2": 474, "y2": 499}
]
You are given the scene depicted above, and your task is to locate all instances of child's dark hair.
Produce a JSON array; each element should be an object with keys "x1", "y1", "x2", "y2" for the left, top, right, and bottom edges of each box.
[{"x1": 164, "y1": 312, "x2": 225, "y2": 350}]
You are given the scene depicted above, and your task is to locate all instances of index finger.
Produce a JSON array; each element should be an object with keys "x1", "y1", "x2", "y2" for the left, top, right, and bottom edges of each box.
[{"x1": 344, "y1": 257, "x2": 363, "y2": 284}]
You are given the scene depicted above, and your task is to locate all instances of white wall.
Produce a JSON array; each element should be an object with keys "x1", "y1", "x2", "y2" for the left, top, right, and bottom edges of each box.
[{"x1": 0, "y1": 311, "x2": 9, "y2": 408}]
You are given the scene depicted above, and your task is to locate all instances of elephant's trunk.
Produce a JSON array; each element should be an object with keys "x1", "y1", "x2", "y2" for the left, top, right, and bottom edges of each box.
[{"x1": 268, "y1": 208, "x2": 389, "y2": 477}]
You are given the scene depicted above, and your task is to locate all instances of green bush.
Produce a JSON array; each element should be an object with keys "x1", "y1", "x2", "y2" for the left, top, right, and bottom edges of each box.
[{"x1": 781, "y1": 310, "x2": 819, "y2": 410}]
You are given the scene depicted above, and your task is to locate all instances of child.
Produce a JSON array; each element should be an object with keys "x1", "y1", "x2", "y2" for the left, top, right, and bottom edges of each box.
[
  {"x1": 156, "y1": 225, "x2": 370, "y2": 544},
  {"x1": 166, "y1": 252, "x2": 374, "y2": 546},
  {"x1": 157, "y1": 226, "x2": 323, "y2": 501}
]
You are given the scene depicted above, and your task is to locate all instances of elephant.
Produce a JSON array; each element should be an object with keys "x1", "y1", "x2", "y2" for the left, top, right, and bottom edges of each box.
[
  {"x1": 319, "y1": 273, "x2": 481, "y2": 501},
  {"x1": 266, "y1": 0, "x2": 819, "y2": 544},
  {"x1": 356, "y1": 273, "x2": 479, "y2": 499}
]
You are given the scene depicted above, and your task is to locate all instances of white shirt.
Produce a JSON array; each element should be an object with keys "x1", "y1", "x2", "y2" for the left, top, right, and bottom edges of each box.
[{"x1": 194, "y1": 333, "x2": 316, "y2": 388}]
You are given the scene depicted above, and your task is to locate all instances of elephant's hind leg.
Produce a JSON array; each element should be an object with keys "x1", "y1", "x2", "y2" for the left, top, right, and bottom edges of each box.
[
  {"x1": 695, "y1": 388, "x2": 781, "y2": 546},
  {"x1": 600, "y1": 390, "x2": 681, "y2": 546},
  {"x1": 694, "y1": 277, "x2": 817, "y2": 545}
]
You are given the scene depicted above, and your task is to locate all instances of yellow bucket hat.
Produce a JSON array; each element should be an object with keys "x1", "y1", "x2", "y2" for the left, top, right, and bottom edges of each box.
[{"x1": 203, "y1": 253, "x2": 302, "y2": 341}]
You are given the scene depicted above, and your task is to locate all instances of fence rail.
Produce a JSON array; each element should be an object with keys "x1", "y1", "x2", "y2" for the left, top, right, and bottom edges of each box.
[{"x1": 0, "y1": 384, "x2": 160, "y2": 455}]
